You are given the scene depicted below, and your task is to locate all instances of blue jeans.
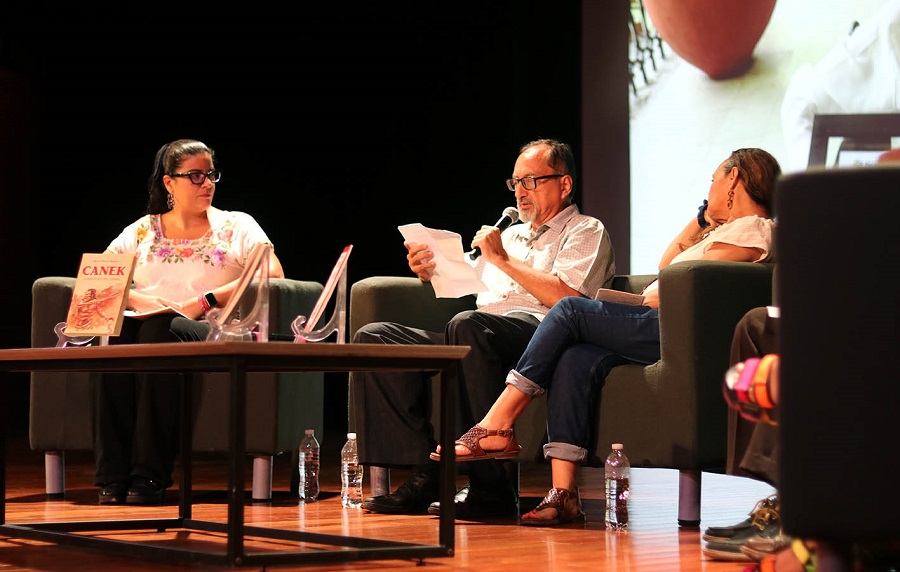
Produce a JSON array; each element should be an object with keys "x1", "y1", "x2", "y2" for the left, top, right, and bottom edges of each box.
[{"x1": 506, "y1": 296, "x2": 660, "y2": 463}]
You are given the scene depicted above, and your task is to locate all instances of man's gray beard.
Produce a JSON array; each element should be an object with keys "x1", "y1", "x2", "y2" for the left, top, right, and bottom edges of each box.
[{"x1": 517, "y1": 208, "x2": 534, "y2": 224}]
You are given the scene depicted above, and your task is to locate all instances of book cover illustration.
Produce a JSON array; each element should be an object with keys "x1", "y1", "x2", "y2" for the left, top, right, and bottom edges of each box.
[{"x1": 65, "y1": 252, "x2": 137, "y2": 337}]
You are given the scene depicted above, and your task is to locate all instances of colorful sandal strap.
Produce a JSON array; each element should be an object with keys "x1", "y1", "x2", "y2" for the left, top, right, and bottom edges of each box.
[{"x1": 767, "y1": 355, "x2": 780, "y2": 408}]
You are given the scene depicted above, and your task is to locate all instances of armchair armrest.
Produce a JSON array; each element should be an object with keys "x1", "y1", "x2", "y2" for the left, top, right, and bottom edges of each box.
[
  {"x1": 658, "y1": 260, "x2": 774, "y2": 369},
  {"x1": 656, "y1": 259, "x2": 775, "y2": 462},
  {"x1": 243, "y1": 278, "x2": 325, "y2": 336},
  {"x1": 349, "y1": 276, "x2": 477, "y2": 338},
  {"x1": 610, "y1": 274, "x2": 657, "y2": 295},
  {"x1": 31, "y1": 277, "x2": 77, "y2": 348}
]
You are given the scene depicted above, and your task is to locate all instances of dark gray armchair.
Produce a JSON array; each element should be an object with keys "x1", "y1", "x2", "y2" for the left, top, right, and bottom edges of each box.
[
  {"x1": 30, "y1": 276, "x2": 325, "y2": 501},
  {"x1": 348, "y1": 259, "x2": 774, "y2": 525}
]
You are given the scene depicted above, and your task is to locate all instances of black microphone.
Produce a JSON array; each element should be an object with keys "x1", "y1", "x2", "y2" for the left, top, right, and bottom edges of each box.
[{"x1": 469, "y1": 207, "x2": 520, "y2": 260}]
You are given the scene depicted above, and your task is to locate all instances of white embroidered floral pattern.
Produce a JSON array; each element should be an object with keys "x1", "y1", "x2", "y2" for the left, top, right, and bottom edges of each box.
[{"x1": 136, "y1": 215, "x2": 235, "y2": 268}]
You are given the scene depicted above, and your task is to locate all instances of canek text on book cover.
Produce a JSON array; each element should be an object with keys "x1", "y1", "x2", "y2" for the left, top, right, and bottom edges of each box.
[{"x1": 65, "y1": 253, "x2": 136, "y2": 337}]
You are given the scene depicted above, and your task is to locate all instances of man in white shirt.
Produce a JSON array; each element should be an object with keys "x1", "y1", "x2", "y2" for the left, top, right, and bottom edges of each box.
[{"x1": 351, "y1": 138, "x2": 616, "y2": 519}]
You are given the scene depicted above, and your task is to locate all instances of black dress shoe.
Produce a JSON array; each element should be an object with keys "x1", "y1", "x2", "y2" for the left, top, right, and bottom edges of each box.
[
  {"x1": 98, "y1": 482, "x2": 128, "y2": 505},
  {"x1": 427, "y1": 482, "x2": 518, "y2": 520},
  {"x1": 362, "y1": 472, "x2": 437, "y2": 514},
  {"x1": 126, "y1": 477, "x2": 166, "y2": 505},
  {"x1": 427, "y1": 483, "x2": 471, "y2": 515}
]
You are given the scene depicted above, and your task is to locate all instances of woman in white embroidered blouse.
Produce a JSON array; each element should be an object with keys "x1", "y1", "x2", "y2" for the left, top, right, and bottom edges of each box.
[{"x1": 95, "y1": 139, "x2": 284, "y2": 506}]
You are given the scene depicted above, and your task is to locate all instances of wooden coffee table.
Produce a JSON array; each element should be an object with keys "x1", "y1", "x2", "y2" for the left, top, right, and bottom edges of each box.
[{"x1": 0, "y1": 341, "x2": 468, "y2": 567}]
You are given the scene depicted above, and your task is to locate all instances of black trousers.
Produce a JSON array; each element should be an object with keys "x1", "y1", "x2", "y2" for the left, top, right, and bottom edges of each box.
[
  {"x1": 93, "y1": 315, "x2": 208, "y2": 487},
  {"x1": 726, "y1": 306, "x2": 779, "y2": 486},
  {"x1": 349, "y1": 310, "x2": 540, "y2": 487}
]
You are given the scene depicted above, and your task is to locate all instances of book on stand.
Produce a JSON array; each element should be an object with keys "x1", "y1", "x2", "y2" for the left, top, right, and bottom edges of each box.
[{"x1": 65, "y1": 252, "x2": 137, "y2": 337}]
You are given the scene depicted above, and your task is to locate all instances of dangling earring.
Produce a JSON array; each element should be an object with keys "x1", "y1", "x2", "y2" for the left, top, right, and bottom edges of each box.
[
  {"x1": 727, "y1": 190, "x2": 734, "y2": 209},
  {"x1": 167, "y1": 192, "x2": 174, "y2": 210}
]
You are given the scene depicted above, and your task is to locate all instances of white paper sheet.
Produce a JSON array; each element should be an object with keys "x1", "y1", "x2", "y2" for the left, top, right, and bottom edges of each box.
[
  {"x1": 124, "y1": 305, "x2": 190, "y2": 319},
  {"x1": 398, "y1": 223, "x2": 488, "y2": 298}
]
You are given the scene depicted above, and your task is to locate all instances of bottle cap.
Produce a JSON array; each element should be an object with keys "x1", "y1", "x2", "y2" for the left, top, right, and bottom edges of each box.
[
  {"x1": 612, "y1": 443, "x2": 624, "y2": 450},
  {"x1": 347, "y1": 432, "x2": 357, "y2": 439},
  {"x1": 305, "y1": 429, "x2": 314, "y2": 435}
]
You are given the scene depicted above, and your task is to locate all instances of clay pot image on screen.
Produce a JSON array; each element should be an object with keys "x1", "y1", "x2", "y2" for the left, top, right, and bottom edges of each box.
[{"x1": 643, "y1": 0, "x2": 777, "y2": 80}]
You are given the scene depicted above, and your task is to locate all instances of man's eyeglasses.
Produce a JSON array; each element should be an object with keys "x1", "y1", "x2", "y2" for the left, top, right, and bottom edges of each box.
[
  {"x1": 170, "y1": 170, "x2": 222, "y2": 185},
  {"x1": 506, "y1": 174, "x2": 564, "y2": 192}
]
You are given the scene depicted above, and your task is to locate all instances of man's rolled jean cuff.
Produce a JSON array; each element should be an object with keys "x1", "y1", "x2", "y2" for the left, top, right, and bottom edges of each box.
[
  {"x1": 505, "y1": 370, "x2": 545, "y2": 398},
  {"x1": 542, "y1": 442, "x2": 588, "y2": 463}
]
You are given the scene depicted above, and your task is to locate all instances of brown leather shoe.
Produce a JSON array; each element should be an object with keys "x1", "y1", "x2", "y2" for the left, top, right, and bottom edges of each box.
[
  {"x1": 521, "y1": 487, "x2": 585, "y2": 526},
  {"x1": 429, "y1": 424, "x2": 522, "y2": 462}
]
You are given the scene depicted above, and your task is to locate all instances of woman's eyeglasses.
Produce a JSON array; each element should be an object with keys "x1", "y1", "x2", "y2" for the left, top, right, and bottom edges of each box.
[{"x1": 170, "y1": 170, "x2": 222, "y2": 185}]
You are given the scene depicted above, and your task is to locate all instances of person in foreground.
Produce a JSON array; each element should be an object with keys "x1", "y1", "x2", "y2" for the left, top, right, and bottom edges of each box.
[
  {"x1": 713, "y1": 316, "x2": 899, "y2": 572},
  {"x1": 705, "y1": 147, "x2": 900, "y2": 571},
  {"x1": 702, "y1": 305, "x2": 782, "y2": 564},
  {"x1": 433, "y1": 148, "x2": 780, "y2": 526},
  {"x1": 351, "y1": 138, "x2": 616, "y2": 519},
  {"x1": 95, "y1": 139, "x2": 284, "y2": 505}
]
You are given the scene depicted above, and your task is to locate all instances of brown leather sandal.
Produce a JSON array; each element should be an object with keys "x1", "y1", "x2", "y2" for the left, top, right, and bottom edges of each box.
[
  {"x1": 429, "y1": 424, "x2": 522, "y2": 462},
  {"x1": 521, "y1": 487, "x2": 585, "y2": 526}
]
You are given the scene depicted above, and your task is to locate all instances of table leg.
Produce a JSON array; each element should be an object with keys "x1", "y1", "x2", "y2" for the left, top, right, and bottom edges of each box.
[
  {"x1": 226, "y1": 360, "x2": 248, "y2": 566},
  {"x1": 180, "y1": 373, "x2": 194, "y2": 519},
  {"x1": 438, "y1": 365, "x2": 456, "y2": 550},
  {"x1": 1, "y1": 375, "x2": 6, "y2": 524}
]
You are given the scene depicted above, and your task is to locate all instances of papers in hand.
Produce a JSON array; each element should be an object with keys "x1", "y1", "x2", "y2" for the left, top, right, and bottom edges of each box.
[
  {"x1": 398, "y1": 223, "x2": 488, "y2": 298},
  {"x1": 592, "y1": 288, "x2": 646, "y2": 306}
]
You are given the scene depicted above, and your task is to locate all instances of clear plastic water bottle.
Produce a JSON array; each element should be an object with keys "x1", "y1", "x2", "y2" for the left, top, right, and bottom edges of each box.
[
  {"x1": 297, "y1": 429, "x2": 320, "y2": 502},
  {"x1": 604, "y1": 443, "x2": 630, "y2": 531},
  {"x1": 341, "y1": 432, "x2": 363, "y2": 509}
]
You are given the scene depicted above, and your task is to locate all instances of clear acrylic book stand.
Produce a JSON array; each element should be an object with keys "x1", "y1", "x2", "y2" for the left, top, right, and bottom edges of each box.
[
  {"x1": 53, "y1": 322, "x2": 109, "y2": 347},
  {"x1": 206, "y1": 243, "x2": 271, "y2": 343},
  {"x1": 292, "y1": 245, "x2": 352, "y2": 344}
]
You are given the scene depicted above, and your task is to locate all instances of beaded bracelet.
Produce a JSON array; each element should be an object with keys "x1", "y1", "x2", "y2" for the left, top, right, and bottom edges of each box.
[
  {"x1": 752, "y1": 354, "x2": 779, "y2": 409},
  {"x1": 734, "y1": 356, "x2": 760, "y2": 405}
]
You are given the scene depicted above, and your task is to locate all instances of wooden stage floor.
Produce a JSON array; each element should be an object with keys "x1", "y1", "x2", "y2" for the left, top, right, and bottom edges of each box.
[{"x1": 1, "y1": 437, "x2": 775, "y2": 571}]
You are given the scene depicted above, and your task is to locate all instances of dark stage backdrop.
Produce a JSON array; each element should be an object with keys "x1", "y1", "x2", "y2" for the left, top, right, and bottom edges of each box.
[{"x1": 3, "y1": 2, "x2": 626, "y2": 440}]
